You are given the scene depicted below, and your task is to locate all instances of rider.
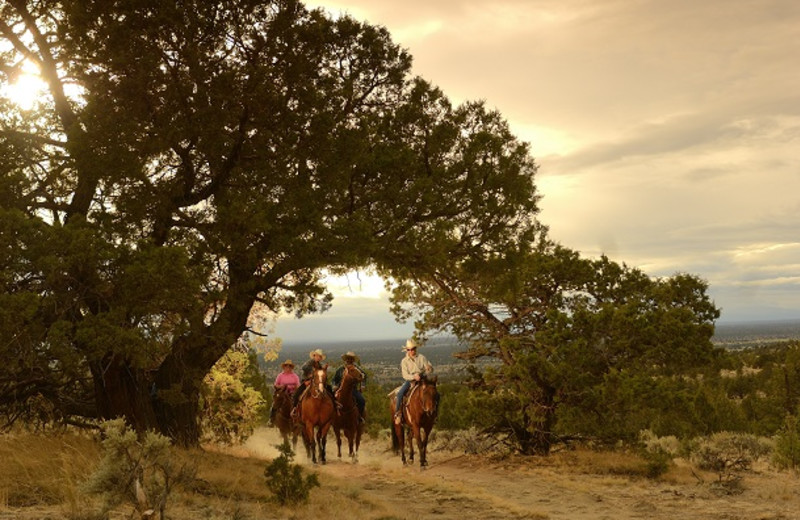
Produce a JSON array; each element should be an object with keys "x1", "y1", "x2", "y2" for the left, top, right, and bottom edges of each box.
[
  {"x1": 393, "y1": 339, "x2": 434, "y2": 425},
  {"x1": 291, "y1": 348, "x2": 337, "y2": 417},
  {"x1": 269, "y1": 359, "x2": 300, "y2": 425},
  {"x1": 332, "y1": 351, "x2": 367, "y2": 423}
]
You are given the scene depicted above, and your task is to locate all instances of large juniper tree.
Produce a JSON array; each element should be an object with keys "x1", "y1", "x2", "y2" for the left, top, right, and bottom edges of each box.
[
  {"x1": 0, "y1": 0, "x2": 539, "y2": 444},
  {"x1": 391, "y1": 232, "x2": 721, "y2": 454}
]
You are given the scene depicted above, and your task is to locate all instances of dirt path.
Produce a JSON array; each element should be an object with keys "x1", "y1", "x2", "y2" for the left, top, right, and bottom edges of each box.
[{"x1": 244, "y1": 428, "x2": 800, "y2": 520}]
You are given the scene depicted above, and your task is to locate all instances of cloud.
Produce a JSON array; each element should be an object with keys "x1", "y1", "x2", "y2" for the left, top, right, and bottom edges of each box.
[{"x1": 281, "y1": 0, "x2": 800, "y2": 340}]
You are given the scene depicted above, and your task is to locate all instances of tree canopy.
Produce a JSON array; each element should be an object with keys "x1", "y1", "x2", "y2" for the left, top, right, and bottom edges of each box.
[
  {"x1": 0, "y1": 0, "x2": 539, "y2": 443},
  {"x1": 391, "y1": 233, "x2": 721, "y2": 454}
]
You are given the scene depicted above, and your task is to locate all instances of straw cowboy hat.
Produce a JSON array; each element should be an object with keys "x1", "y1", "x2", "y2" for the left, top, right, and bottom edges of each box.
[
  {"x1": 280, "y1": 359, "x2": 295, "y2": 368},
  {"x1": 401, "y1": 339, "x2": 419, "y2": 351},
  {"x1": 341, "y1": 351, "x2": 359, "y2": 363},
  {"x1": 309, "y1": 348, "x2": 326, "y2": 360}
]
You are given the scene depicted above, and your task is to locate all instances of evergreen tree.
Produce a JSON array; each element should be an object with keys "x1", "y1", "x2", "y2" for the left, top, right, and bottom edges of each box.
[{"x1": 0, "y1": 0, "x2": 538, "y2": 443}]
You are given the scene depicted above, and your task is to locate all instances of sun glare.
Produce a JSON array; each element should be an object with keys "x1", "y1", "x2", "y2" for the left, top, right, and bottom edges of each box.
[
  {"x1": 2, "y1": 62, "x2": 48, "y2": 110},
  {"x1": 324, "y1": 271, "x2": 387, "y2": 300}
]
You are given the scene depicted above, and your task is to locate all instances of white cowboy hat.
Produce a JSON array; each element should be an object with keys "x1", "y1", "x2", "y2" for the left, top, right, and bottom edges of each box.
[
  {"x1": 309, "y1": 348, "x2": 326, "y2": 360},
  {"x1": 341, "y1": 351, "x2": 359, "y2": 362},
  {"x1": 401, "y1": 339, "x2": 419, "y2": 351},
  {"x1": 280, "y1": 359, "x2": 295, "y2": 368}
]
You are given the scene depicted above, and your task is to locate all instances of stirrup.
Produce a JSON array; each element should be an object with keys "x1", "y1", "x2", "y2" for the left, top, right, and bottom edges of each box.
[{"x1": 394, "y1": 411, "x2": 402, "y2": 425}]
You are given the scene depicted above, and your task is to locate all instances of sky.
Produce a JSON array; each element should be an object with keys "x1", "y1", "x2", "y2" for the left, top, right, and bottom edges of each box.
[{"x1": 275, "y1": 0, "x2": 800, "y2": 344}]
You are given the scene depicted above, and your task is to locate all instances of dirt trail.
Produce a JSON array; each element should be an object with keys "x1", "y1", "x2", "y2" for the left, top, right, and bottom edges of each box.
[{"x1": 244, "y1": 428, "x2": 800, "y2": 520}]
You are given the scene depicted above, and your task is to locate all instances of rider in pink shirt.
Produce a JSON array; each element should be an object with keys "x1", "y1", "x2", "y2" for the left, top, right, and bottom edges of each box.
[
  {"x1": 270, "y1": 359, "x2": 300, "y2": 424},
  {"x1": 274, "y1": 361, "x2": 300, "y2": 393}
]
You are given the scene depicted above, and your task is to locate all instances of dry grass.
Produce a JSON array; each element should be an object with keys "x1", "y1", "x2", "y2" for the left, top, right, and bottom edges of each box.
[
  {"x1": 0, "y1": 430, "x2": 100, "y2": 511},
  {"x1": 3, "y1": 428, "x2": 800, "y2": 520},
  {"x1": 0, "y1": 430, "x2": 403, "y2": 519}
]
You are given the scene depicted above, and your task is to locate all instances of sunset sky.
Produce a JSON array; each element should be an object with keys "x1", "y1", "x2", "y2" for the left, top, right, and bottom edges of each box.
[{"x1": 275, "y1": 0, "x2": 800, "y2": 344}]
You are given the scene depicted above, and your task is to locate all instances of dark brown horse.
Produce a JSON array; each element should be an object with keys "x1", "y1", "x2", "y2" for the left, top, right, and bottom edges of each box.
[
  {"x1": 272, "y1": 386, "x2": 299, "y2": 451},
  {"x1": 333, "y1": 364, "x2": 365, "y2": 462},
  {"x1": 299, "y1": 366, "x2": 335, "y2": 464},
  {"x1": 390, "y1": 375, "x2": 439, "y2": 467}
]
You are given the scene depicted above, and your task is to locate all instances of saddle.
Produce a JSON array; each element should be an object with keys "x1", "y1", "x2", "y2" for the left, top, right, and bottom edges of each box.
[{"x1": 389, "y1": 381, "x2": 422, "y2": 412}]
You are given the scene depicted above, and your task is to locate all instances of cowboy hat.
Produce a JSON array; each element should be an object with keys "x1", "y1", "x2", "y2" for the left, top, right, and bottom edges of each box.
[
  {"x1": 280, "y1": 359, "x2": 295, "y2": 368},
  {"x1": 341, "y1": 351, "x2": 359, "y2": 362},
  {"x1": 401, "y1": 339, "x2": 419, "y2": 351},
  {"x1": 309, "y1": 348, "x2": 326, "y2": 360}
]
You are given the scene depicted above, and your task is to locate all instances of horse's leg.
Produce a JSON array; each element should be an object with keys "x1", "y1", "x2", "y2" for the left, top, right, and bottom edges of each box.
[
  {"x1": 304, "y1": 422, "x2": 316, "y2": 464},
  {"x1": 334, "y1": 422, "x2": 342, "y2": 458},
  {"x1": 348, "y1": 424, "x2": 356, "y2": 459},
  {"x1": 319, "y1": 421, "x2": 332, "y2": 465},
  {"x1": 394, "y1": 423, "x2": 407, "y2": 465},
  {"x1": 419, "y1": 424, "x2": 429, "y2": 467},
  {"x1": 355, "y1": 419, "x2": 362, "y2": 459},
  {"x1": 408, "y1": 425, "x2": 418, "y2": 464}
]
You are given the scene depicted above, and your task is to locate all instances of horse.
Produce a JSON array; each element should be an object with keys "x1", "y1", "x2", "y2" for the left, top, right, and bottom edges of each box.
[
  {"x1": 299, "y1": 365, "x2": 335, "y2": 464},
  {"x1": 271, "y1": 385, "x2": 299, "y2": 451},
  {"x1": 332, "y1": 364, "x2": 365, "y2": 462},
  {"x1": 390, "y1": 375, "x2": 439, "y2": 468}
]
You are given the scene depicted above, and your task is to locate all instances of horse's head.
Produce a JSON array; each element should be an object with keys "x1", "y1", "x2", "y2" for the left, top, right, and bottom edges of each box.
[
  {"x1": 312, "y1": 367, "x2": 327, "y2": 395},
  {"x1": 420, "y1": 375, "x2": 439, "y2": 416},
  {"x1": 344, "y1": 363, "x2": 364, "y2": 382}
]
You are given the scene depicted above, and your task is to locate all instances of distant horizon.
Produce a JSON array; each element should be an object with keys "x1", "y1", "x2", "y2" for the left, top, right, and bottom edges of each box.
[{"x1": 276, "y1": 316, "x2": 800, "y2": 350}]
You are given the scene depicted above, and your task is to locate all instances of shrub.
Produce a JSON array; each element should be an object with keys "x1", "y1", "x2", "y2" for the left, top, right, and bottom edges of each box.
[
  {"x1": 201, "y1": 349, "x2": 267, "y2": 445},
  {"x1": 686, "y1": 431, "x2": 771, "y2": 492},
  {"x1": 433, "y1": 427, "x2": 504, "y2": 455},
  {"x1": 83, "y1": 419, "x2": 195, "y2": 519},
  {"x1": 773, "y1": 414, "x2": 800, "y2": 471},
  {"x1": 637, "y1": 430, "x2": 677, "y2": 478},
  {"x1": 264, "y1": 440, "x2": 319, "y2": 505}
]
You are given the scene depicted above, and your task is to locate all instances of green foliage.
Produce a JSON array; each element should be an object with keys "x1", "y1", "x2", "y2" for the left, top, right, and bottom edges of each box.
[
  {"x1": 392, "y1": 235, "x2": 721, "y2": 454},
  {"x1": 200, "y1": 348, "x2": 267, "y2": 445},
  {"x1": 637, "y1": 430, "x2": 678, "y2": 479},
  {"x1": 772, "y1": 414, "x2": 800, "y2": 471},
  {"x1": 363, "y1": 381, "x2": 392, "y2": 437},
  {"x1": 1, "y1": 0, "x2": 539, "y2": 442},
  {"x1": 264, "y1": 440, "x2": 320, "y2": 505},
  {"x1": 686, "y1": 431, "x2": 771, "y2": 479},
  {"x1": 83, "y1": 419, "x2": 195, "y2": 518}
]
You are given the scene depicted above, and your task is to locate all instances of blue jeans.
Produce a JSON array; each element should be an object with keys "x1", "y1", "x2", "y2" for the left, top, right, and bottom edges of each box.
[
  {"x1": 395, "y1": 380, "x2": 412, "y2": 414},
  {"x1": 354, "y1": 389, "x2": 365, "y2": 416}
]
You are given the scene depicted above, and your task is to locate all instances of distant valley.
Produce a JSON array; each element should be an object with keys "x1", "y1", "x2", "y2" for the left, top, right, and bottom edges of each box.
[{"x1": 269, "y1": 319, "x2": 800, "y2": 384}]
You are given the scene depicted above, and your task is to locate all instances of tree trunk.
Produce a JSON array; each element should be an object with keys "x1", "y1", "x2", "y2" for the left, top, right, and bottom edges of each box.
[
  {"x1": 152, "y1": 349, "x2": 204, "y2": 447},
  {"x1": 518, "y1": 385, "x2": 557, "y2": 456},
  {"x1": 92, "y1": 357, "x2": 159, "y2": 432}
]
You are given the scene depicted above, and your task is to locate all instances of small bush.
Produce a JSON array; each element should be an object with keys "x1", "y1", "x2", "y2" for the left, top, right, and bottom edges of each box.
[
  {"x1": 83, "y1": 419, "x2": 195, "y2": 519},
  {"x1": 264, "y1": 440, "x2": 319, "y2": 505},
  {"x1": 773, "y1": 414, "x2": 800, "y2": 471},
  {"x1": 433, "y1": 427, "x2": 504, "y2": 455},
  {"x1": 687, "y1": 431, "x2": 771, "y2": 489},
  {"x1": 636, "y1": 430, "x2": 676, "y2": 479}
]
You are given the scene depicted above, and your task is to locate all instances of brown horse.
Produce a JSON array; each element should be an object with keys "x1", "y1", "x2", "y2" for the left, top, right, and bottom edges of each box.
[
  {"x1": 390, "y1": 375, "x2": 439, "y2": 467},
  {"x1": 272, "y1": 386, "x2": 299, "y2": 451},
  {"x1": 299, "y1": 366, "x2": 335, "y2": 464},
  {"x1": 333, "y1": 364, "x2": 365, "y2": 462}
]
